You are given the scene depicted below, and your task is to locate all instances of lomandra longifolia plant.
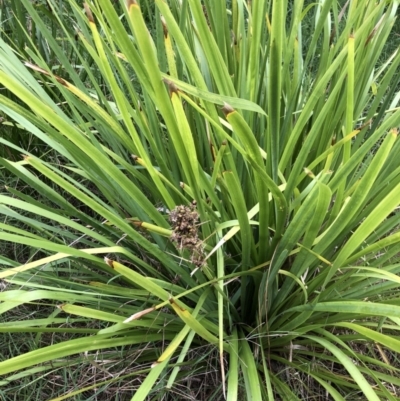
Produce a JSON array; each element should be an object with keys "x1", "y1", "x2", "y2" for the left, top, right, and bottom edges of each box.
[{"x1": 0, "y1": 0, "x2": 400, "y2": 399}]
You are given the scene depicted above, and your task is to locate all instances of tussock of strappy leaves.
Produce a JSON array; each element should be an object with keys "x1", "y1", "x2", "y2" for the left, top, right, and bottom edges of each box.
[{"x1": 169, "y1": 201, "x2": 204, "y2": 267}]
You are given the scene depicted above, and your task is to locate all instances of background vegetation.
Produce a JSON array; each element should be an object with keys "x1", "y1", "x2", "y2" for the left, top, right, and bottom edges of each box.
[{"x1": 0, "y1": 0, "x2": 400, "y2": 400}]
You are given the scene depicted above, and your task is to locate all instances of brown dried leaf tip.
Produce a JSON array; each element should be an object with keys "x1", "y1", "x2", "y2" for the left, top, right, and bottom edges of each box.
[
  {"x1": 83, "y1": 3, "x2": 94, "y2": 23},
  {"x1": 123, "y1": 307, "x2": 155, "y2": 323},
  {"x1": 221, "y1": 103, "x2": 234, "y2": 117},
  {"x1": 169, "y1": 201, "x2": 204, "y2": 267},
  {"x1": 202, "y1": 4, "x2": 211, "y2": 28},
  {"x1": 160, "y1": 16, "x2": 168, "y2": 38},
  {"x1": 126, "y1": 0, "x2": 138, "y2": 8},
  {"x1": 24, "y1": 62, "x2": 67, "y2": 86},
  {"x1": 163, "y1": 79, "x2": 178, "y2": 97},
  {"x1": 104, "y1": 257, "x2": 115, "y2": 268}
]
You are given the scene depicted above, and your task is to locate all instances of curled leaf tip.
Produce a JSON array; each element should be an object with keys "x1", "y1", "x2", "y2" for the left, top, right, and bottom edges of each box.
[
  {"x1": 221, "y1": 103, "x2": 234, "y2": 116},
  {"x1": 104, "y1": 257, "x2": 114, "y2": 268},
  {"x1": 131, "y1": 154, "x2": 138, "y2": 161},
  {"x1": 83, "y1": 3, "x2": 94, "y2": 23}
]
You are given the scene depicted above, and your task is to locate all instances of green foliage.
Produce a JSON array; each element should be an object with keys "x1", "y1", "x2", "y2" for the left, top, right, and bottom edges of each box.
[{"x1": 0, "y1": 0, "x2": 400, "y2": 399}]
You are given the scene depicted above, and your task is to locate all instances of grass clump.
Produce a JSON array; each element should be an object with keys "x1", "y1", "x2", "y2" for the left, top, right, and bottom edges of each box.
[{"x1": 0, "y1": 0, "x2": 400, "y2": 399}]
